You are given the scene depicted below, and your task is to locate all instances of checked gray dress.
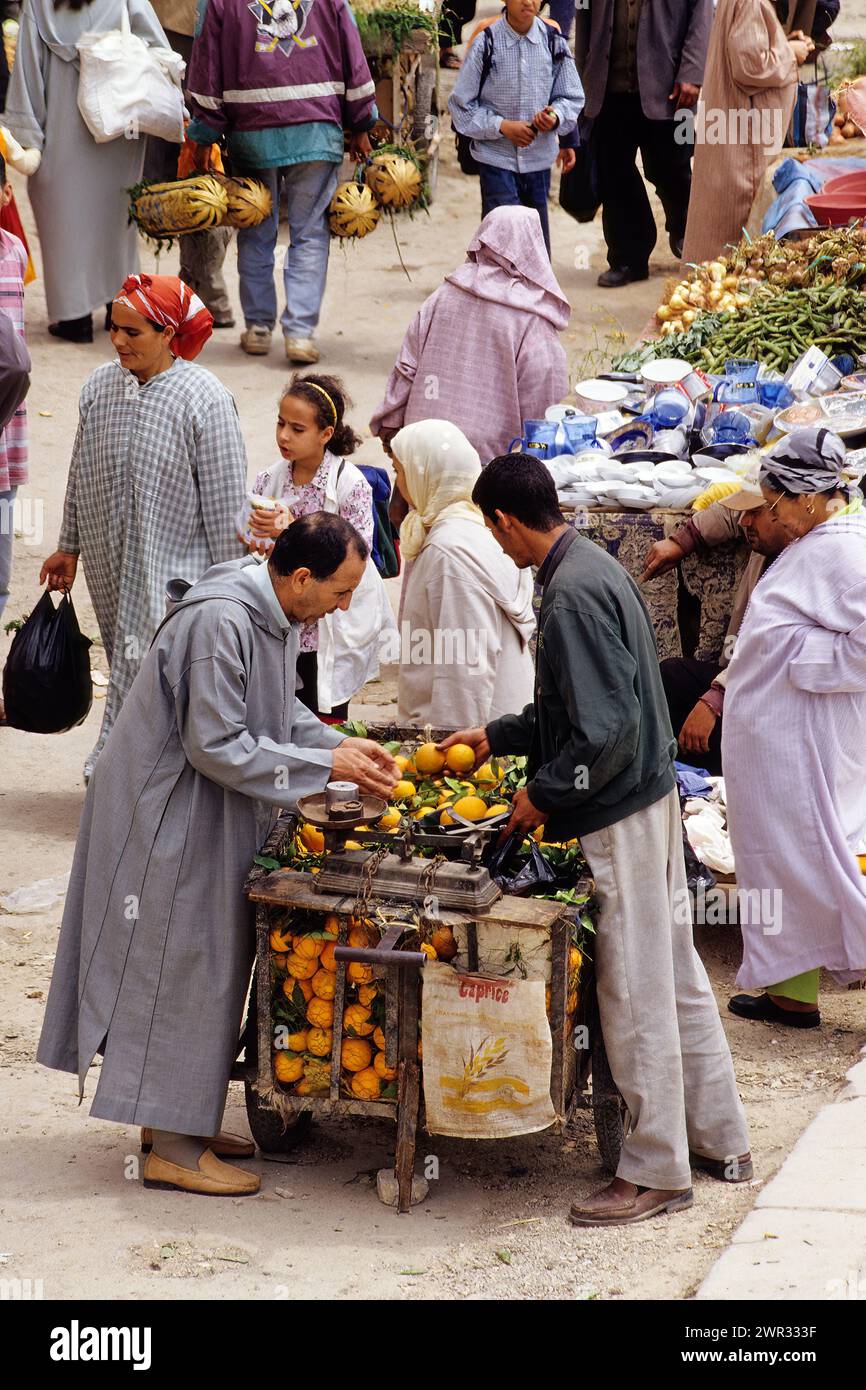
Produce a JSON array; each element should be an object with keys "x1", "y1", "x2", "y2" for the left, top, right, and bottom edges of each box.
[{"x1": 58, "y1": 358, "x2": 246, "y2": 767}]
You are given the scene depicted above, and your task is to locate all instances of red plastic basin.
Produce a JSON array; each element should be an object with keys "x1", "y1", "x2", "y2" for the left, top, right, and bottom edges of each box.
[
  {"x1": 806, "y1": 192, "x2": 866, "y2": 226},
  {"x1": 823, "y1": 172, "x2": 866, "y2": 196}
]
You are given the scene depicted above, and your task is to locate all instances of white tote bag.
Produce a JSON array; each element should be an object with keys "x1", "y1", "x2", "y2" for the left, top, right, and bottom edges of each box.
[
  {"x1": 76, "y1": 1, "x2": 186, "y2": 144},
  {"x1": 318, "y1": 459, "x2": 398, "y2": 713}
]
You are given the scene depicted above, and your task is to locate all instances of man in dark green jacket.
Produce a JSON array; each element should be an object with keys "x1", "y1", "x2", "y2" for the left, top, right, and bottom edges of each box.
[{"x1": 442, "y1": 455, "x2": 750, "y2": 1227}]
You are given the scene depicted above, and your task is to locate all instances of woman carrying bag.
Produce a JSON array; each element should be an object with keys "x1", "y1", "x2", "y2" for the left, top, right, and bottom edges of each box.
[{"x1": 5, "y1": 0, "x2": 173, "y2": 343}]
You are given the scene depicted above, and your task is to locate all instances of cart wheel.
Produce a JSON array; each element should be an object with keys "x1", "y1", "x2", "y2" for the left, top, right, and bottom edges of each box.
[
  {"x1": 244, "y1": 1075, "x2": 313, "y2": 1154},
  {"x1": 585, "y1": 980, "x2": 628, "y2": 1174},
  {"x1": 591, "y1": 1030, "x2": 627, "y2": 1175}
]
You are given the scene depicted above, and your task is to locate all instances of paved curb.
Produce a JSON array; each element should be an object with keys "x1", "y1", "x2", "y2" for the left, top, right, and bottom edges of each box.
[{"x1": 697, "y1": 1045, "x2": 866, "y2": 1301}]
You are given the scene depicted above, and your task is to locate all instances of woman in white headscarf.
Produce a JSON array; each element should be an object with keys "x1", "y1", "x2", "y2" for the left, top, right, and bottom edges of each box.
[{"x1": 391, "y1": 419, "x2": 535, "y2": 728}]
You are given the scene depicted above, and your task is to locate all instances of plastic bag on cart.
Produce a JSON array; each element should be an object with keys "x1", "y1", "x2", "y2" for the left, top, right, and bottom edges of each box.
[
  {"x1": 486, "y1": 832, "x2": 572, "y2": 897},
  {"x1": 2, "y1": 590, "x2": 92, "y2": 733},
  {"x1": 682, "y1": 826, "x2": 717, "y2": 894},
  {"x1": 421, "y1": 961, "x2": 556, "y2": 1138}
]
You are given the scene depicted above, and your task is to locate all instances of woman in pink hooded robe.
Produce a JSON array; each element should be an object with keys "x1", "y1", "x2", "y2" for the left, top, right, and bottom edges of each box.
[{"x1": 370, "y1": 205, "x2": 570, "y2": 469}]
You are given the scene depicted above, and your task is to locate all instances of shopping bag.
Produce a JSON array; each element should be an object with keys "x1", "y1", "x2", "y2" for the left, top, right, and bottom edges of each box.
[
  {"x1": 76, "y1": 1, "x2": 186, "y2": 145},
  {"x1": 2, "y1": 590, "x2": 92, "y2": 733},
  {"x1": 421, "y1": 961, "x2": 556, "y2": 1138},
  {"x1": 790, "y1": 60, "x2": 837, "y2": 148},
  {"x1": 558, "y1": 117, "x2": 600, "y2": 223}
]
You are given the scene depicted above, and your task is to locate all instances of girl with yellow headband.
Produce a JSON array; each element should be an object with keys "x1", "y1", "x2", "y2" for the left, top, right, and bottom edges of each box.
[{"x1": 239, "y1": 373, "x2": 395, "y2": 721}]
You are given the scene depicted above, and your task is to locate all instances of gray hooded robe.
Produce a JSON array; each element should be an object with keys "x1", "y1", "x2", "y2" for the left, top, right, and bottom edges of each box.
[{"x1": 36, "y1": 557, "x2": 344, "y2": 1135}]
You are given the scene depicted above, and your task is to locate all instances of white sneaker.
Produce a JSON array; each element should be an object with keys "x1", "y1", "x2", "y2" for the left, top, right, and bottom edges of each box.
[
  {"x1": 240, "y1": 325, "x2": 272, "y2": 356},
  {"x1": 284, "y1": 335, "x2": 320, "y2": 364}
]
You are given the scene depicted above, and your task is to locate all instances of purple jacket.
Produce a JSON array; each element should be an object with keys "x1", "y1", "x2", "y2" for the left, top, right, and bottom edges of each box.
[{"x1": 186, "y1": 0, "x2": 377, "y2": 136}]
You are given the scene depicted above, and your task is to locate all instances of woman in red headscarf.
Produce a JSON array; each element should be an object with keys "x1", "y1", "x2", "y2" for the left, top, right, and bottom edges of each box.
[{"x1": 40, "y1": 275, "x2": 248, "y2": 779}]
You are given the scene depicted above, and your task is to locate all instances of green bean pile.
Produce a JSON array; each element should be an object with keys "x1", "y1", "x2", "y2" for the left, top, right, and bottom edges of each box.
[{"x1": 696, "y1": 285, "x2": 866, "y2": 372}]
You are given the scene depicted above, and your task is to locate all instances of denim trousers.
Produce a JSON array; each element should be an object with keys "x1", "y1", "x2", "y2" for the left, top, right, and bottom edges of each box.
[
  {"x1": 236, "y1": 161, "x2": 339, "y2": 338},
  {"x1": 0, "y1": 486, "x2": 17, "y2": 621},
  {"x1": 478, "y1": 163, "x2": 552, "y2": 256}
]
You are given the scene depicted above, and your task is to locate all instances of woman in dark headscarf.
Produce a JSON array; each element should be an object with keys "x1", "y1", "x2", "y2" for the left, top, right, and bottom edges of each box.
[{"x1": 722, "y1": 427, "x2": 866, "y2": 1028}]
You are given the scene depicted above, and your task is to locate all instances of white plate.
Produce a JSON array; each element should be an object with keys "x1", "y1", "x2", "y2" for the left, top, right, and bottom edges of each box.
[
  {"x1": 655, "y1": 463, "x2": 696, "y2": 487},
  {"x1": 610, "y1": 485, "x2": 658, "y2": 509},
  {"x1": 692, "y1": 466, "x2": 742, "y2": 484}
]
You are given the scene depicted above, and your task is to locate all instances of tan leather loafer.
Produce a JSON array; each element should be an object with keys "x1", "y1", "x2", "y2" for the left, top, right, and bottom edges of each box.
[
  {"x1": 569, "y1": 1178, "x2": 693, "y2": 1227},
  {"x1": 143, "y1": 1148, "x2": 260, "y2": 1196},
  {"x1": 140, "y1": 1127, "x2": 255, "y2": 1159}
]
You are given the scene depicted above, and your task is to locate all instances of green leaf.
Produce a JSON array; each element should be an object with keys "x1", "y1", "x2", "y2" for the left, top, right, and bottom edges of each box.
[
  {"x1": 383, "y1": 740, "x2": 402, "y2": 754},
  {"x1": 398, "y1": 1268, "x2": 427, "y2": 1276},
  {"x1": 381, "y1": 1081, "x2": 398, "y2": 1099},
  {"x1": 444, "y1": 776, "x2": 465, "y2": 793},
  {"x1": 254, "y1": 854, "x2": 281, "y2": 870},
  {"x1": 495, "y1": 1249, "x2": 512, "y2": 1265}
]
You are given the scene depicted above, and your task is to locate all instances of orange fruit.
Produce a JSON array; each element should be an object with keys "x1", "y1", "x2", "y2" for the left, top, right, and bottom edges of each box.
[
  {"x1": 343, "y1": 1003, "x2": 374, "y2": 1037},
  {"x1": 439, "y1": 810, "x2": 454, "y2": 827},
  {"x1": 319, "y1": 940, "x2": 338, "y2": 973},
  {"x1": 373, "y1": 1050, "x2": 397, "y2": 1082},
  {"x1": 286, "y1": 952, "x2": 318, "y2": 980},
  {"x1": 307, "y1": 1027, "x2": 333, "y2": 1058},
  {"x1": 271, "y1": 953, "x2": 287, "y2": 970},
  {"x1": 474, "y1": 762, "x2": 500, "y2": 785},
  {"x1": 348, "y1": 925, "x2": 374, "y2": 949},
  {"x1": 273, "y1": 1051, "x2": 304, "y2": 1084},
  {"x1": 350, "y1": 1066, "x2": 382, "y2": 1100},
  {"x1": 347, "y1": 961, "x2": 373, "y2": 986},
  {"x1": 285, "y1": 1029, "x2": 309, "y2": 1052},
  {"x1": 392, "y1": 779, "x2": 416, "y2": 801},
  {"x1": 484, "y1": 803, "x2": 509, "y2": 818},
  {"x1": 373, "y1": 1025, "x2": 386, "y2": 1051},
  {"x1": 306, "y1": 997, "x2": 334, "y2": 1029},
  {"x1": 378, "y1": 808, "x2": 401, "y2": 829},
  {"x1": 269, "y1": 926, "x2": 293, "y2": 953},
  {"x1": 431, "y1": 926, "x2": 457, "y2": 961},
  {"x1": 358, "y1": 983, "x2": 378, "y2": 1007},
  {"x1": 282, "y1": 976, "x2": 313, "y2": 1004},
  {"x1": 420, "y1": 942, "x2": 437, "y2": 959},
  {"x1": 566, "y1": 989, "x2": 579, "y2": 1014},
  {"x1": 341, "y1": 1038, "x2": 373, "y2": 1072},
  {"x1": 299, "y1": 823, "x2": 325, "y2": 853},
  {"x1": 292, "y1": 934, "x2": 324, "y2": 961},
  {"x1": 445, "y1": 743, "x2": 476, "y2": 775},
  {"x1": 568, "y1": 946, "x2": 583, "y2": 973},
  {"x1": 311, "y1": 968, "x2": 336, "y2": 1000},
  {"x1": 452, "y1": 795, "x2": 488, "y2": 822},
  {"x1": 322, "y1": 913, "x2": 340, "y2": 934},
  {"x1": 414, "y1": 743, "x2": 446, "y2": 775}
]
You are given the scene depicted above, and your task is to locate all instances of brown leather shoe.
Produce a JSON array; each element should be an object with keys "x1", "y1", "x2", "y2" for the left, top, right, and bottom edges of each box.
[
  {"x1": 140, "y1": 1127, "x2": 255, "y2": 1159},
  {"x1": 143, "y1": 1148, "x2": 260, "y2": 1196},
  {"x1": 569, "y1": 1178, "x2": 693, "y2": 1227},
  {"x1": 690, "y1": 1150, "x2": 753, "y2": 1182}
]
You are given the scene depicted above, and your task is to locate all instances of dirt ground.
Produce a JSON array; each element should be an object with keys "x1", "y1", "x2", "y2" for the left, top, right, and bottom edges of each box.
[{"x1": 2, "y1": 66, "x2": 865, "y2": 1301}]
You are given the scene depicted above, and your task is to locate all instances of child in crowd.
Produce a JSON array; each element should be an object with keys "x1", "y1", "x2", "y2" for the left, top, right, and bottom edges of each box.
[
  {"x1": 238, "y1": 374, "x2": 394, "y2": 721},
  {"x1": 449, "y1": 0, "x2": 584, "y2": 255},
  {"x1": 0, "y1": 151, "x2": 28, "y2": 624}
]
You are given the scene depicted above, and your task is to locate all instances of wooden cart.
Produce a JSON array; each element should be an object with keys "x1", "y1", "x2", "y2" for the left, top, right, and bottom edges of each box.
[{"x1": 242, "y1": 726, "x2": 626, "y2": 1213}]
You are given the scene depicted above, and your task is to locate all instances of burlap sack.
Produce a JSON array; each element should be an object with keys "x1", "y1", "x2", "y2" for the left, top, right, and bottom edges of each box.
[{"x1": 421, "y1": 962, "x2": 556, "y2": 1139}]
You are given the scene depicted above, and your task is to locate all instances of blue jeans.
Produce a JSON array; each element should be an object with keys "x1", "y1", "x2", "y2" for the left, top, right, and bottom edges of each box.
[
  {"x1": 236, "y1": 161, "x2": 339, "y2": 338},
  {"x1": 0, "y1": 486, "x2": 17, "y2": 622},
  {"x1": 546, "y1": 0, "x2": 575, "y2": 41},
  {"x1": 478, "y1": 164, "x2": 552, "y2": 256}
]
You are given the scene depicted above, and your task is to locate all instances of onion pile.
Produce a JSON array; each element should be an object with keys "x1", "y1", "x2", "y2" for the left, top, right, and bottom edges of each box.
[{"x1": 656, "y1": 260, "x2": 750, "y2": 337}]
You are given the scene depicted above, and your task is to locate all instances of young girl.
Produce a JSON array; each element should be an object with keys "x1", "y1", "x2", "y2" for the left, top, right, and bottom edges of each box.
[{"x1": 241, "y1": 374, "x2": 393, "y2": 721}]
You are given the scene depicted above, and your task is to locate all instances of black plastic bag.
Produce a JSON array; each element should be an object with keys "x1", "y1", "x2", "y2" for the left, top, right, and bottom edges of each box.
[
  {"x1": 559, "y1": 118, "x2": 600, "y2": 224},
  {"x1": 2, "y1": 590, "x2": 92, "y2": 733},
  {"x1": 682, "y1": 827, "x2": 717, "y2": 894},
  {"x1": 487, "y1": 832, "x2": 569, "y2": 897}
]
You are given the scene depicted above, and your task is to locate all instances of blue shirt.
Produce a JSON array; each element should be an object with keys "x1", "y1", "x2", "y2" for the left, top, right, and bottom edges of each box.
[{"x1": 448, "y1": 17, "x2": 584, "y2": 174}]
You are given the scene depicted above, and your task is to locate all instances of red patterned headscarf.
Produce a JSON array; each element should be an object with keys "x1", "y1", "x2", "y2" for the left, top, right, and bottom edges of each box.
[{"x1": 113, "y1": 274, "x2": 214, "y2": 360}]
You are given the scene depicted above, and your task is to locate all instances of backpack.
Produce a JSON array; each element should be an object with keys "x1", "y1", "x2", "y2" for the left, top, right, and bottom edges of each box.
[
  {"x1": 357, "y1": 464, "x2": 401, "y2": 578},
  {"x1": 454, "y1": 22, "x2": 566, "y2": 177}
]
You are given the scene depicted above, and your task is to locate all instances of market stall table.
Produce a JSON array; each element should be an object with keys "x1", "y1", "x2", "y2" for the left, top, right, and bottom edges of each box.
[{"x1": 562, "y1": 505, "x2": 749, "y2": 661}]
